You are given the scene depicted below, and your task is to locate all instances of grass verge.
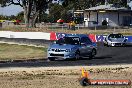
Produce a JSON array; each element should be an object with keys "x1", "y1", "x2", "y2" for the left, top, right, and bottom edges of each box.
[
  {"x1": 0, "y1": 43, "x2": 47, "y2": 61},
  {"x1": 46, "y1": 28, "x2": 132, "y2": 35},
  {"x1": 1, "y1": 27, "x2": 132, "y2": 35}
]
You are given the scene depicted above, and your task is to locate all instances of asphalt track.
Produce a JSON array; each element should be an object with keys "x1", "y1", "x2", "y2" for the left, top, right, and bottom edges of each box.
[{"x1": 0, "y1": 43, "x2": 132, "y2": 68}]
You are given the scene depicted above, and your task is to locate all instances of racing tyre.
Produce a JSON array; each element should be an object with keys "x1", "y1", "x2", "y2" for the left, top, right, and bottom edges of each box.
[
  {"x1": 104, "y1": 42, "x2": 109, "y2": 47},
  {"x1": 75, "y1": 51, "x2": 80, "y2": 60},
  {"x1": 89, "y1": 49, "x2": 96, "y2": 60},
  {"x1": 104, "y1": 43, "x2": 107, "y2": 46},
  {"x1": 123, "y1": 43, "x2": 126, "y2": 46}
]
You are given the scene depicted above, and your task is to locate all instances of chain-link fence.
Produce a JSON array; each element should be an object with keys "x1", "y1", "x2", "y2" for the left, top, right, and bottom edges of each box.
[{"x1": 1, "y1": 22, "x2": 132, "y2": 34}]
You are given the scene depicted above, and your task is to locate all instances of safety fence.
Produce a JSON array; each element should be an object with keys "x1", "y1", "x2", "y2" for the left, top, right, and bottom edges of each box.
[{"x1": 0, "y1": 31, "x2": 132, "y2": 43}]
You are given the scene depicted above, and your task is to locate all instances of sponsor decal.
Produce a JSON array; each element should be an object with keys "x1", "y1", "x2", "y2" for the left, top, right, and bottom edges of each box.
[
  {"x1": 56, "y1": 33, "x2": 66, "y2": 40},
  {"x1": 50, "y1": 32, "x2": 132, "y2": 43},
  {"x1": 96, "y1": 35, "x2": 106, "y2": 42}
]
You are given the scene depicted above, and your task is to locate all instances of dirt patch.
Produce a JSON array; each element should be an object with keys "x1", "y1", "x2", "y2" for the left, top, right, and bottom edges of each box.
[{"x1": 0, "y1": 65, "x2": 132, "y2": 88}]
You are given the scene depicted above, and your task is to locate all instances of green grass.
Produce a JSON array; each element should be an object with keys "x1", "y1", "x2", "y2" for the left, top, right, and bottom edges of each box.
[{"x1": 0, "y1": 43, "x2": 47, "y2": 61}]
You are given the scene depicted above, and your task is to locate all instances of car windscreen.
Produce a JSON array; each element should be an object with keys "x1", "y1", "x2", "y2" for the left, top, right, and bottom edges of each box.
[
  {"x1": 56, "y1": 37, "x2": 80, "y2": 45},
  {"x1": 108, "y1": 34, "x2": 124, "y2": 38}
]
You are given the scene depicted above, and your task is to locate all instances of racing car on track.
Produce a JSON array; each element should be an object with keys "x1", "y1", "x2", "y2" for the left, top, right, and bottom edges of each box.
[
  {"x1": 47, "y1": 34, "x2": 97, "y2": 61},
  {"x1": 103, "y1": 33, "x2": 127, "y2": 47}
]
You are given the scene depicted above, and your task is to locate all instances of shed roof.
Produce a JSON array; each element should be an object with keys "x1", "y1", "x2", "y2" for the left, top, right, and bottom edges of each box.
[{"x1": 85, "y1": 4, "x2": 130, "y2": 11}]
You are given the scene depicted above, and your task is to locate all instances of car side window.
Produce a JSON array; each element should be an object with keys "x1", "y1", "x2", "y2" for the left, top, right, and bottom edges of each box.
[{"x1": 81, "y1": 37, "x2": 92, "y2": 44}]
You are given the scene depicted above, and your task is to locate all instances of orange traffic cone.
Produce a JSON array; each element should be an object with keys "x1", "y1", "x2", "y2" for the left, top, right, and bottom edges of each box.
[{"x1": 81, "y1": 67, "x2": 89, "y2": 78}]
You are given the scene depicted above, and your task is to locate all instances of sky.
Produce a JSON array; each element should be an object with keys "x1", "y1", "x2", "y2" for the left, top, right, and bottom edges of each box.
[
  {"x1": 0, "y1": 0, "x2": 61, "y2": 16},
  {"x1": 0, "y1": 5, "x2": 23, "y2": 16}
]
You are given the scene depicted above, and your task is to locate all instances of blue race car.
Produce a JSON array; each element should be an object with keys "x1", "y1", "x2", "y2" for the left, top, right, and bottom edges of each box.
[{"x1": 47, "y1": 34, "x2": 97, "y2": 61}]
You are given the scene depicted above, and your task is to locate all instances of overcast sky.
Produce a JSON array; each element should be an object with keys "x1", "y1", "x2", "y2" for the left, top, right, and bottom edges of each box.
[{"x1": 0, "y1": 5, "x2": 23, "y2": 16}]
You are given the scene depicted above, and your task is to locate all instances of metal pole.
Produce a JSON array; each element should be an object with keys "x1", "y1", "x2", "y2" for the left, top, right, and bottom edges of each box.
[
  {"x1": 78, "y1": 24, "x2": 79, "y2": 30},
  {"x1": 95, "y1": 25, "x2": 96, "y2": 32},
  {"x1": 62, "y1": 24, "x2": 63, "y2": 30}
]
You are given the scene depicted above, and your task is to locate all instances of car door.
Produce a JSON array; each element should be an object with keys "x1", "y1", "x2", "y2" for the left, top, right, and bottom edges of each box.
[
  {"x1": 79, "y1": 37, "x2": 92, "y2": 56},
  {"x1": 85, "y1": 37, "x2": 93, "y2": 55}
]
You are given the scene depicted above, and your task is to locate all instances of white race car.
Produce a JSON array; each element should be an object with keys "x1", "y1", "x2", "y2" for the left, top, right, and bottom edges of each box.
[{"x1": 104, "y1": 33, "x2": 127, "y2": 47}]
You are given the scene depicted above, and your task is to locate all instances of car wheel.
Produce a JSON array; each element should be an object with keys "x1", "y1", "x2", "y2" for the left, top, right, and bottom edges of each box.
[
  {"x1": 89, "y1": 49, "x2": 96, "y2": 59},
  {"x1": 75, "y1": 51, "x2": 80, "y2": 60},
  {"x1": 106, "y1": 44, "x2": 109, "y2": 47},
  {"x1": 105, "y1": 42, "x2": 109, "y2": 47},
  {"x1": 123, "y1": 43, "x2": 126, "y2": 46},
  {"x1": 104, "y1": 43, "x2": 107, "y2": 46},
  {"x1": 48, "y1": 57, "x2": 55, "y2": 61}
]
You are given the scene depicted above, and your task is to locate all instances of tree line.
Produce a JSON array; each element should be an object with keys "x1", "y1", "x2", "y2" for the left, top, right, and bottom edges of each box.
[{"x1": 0, "y1": 0, "x2": 128, "y2": 28}]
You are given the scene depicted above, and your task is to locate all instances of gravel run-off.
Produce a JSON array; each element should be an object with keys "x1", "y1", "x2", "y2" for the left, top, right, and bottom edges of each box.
[{"x1": 0, "y1": 64, "x2": 132, "y2": 88}]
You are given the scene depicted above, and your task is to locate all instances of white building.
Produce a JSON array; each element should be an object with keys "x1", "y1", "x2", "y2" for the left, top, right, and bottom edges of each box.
[{"x1": 83, "y1": 4, "x2": 132, "y2": 27}]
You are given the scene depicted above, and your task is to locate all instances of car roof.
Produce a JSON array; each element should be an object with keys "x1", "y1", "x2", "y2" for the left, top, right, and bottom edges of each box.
[
  {"x1": 108, "y1": 33, "x2": 123, "y2": 36},
  {"x1": 64, "y1": 34, "x2": 88, "y2": 38},
  {"x1": 109, "y1": 33, "x2": 122, "y2": 35}
]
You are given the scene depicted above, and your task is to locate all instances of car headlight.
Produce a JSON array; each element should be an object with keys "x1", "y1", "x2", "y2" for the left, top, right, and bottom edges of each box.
[
  {"x1": 108, "y1": 39, "x2": 112, "y2": 42},
  {"x1": 65, "y1": 49, "x2": 71, "y2": 52},
  {"x1": 48, "y1": 48, "x2": 52, "y2": 51},
  {"x1": 124, "y1": 39, "x2": 127, "y2": 42}
]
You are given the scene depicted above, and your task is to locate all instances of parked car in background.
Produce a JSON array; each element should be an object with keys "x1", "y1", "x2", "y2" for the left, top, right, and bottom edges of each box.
[
  {"x1": 47, "y1": 34, "x2": 97, "y2": 61},
  {"x1": 104, "y1": 33, "x2": 127, "y2": 47}
]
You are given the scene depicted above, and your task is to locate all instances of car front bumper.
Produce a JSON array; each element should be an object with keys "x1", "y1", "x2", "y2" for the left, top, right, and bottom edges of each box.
[
  {"x1": 47, "y1": 51, "x2": 76, "y2": 60},
  {"x1": 108, "y1": 42, "x2": 125, "y2": 46}
]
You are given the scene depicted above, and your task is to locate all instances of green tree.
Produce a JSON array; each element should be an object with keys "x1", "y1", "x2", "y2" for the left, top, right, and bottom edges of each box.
[
  {"x1": 16, "y1": 11, "x2": 24, "y2": 22},
  {"x1": 48, "y1": 3, "x2": 63, "y2": 22},
  {"x1": 0, "y1": 15, "x2": 7, "y2": 20},
  {"x1": 38, "y1": 12, "x2": 48, "y2": 22},
  {"x1": 0, "y1": 0, "x2": 52, "y2": 27},
  {"x1": 109, "y1": 0, "x2": 127, "y2": 7}
]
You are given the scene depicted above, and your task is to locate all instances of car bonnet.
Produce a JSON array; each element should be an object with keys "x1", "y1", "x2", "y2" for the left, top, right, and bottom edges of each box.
[{"x1": 49, "y1": 44, "x2": 78, "y2": 49}]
